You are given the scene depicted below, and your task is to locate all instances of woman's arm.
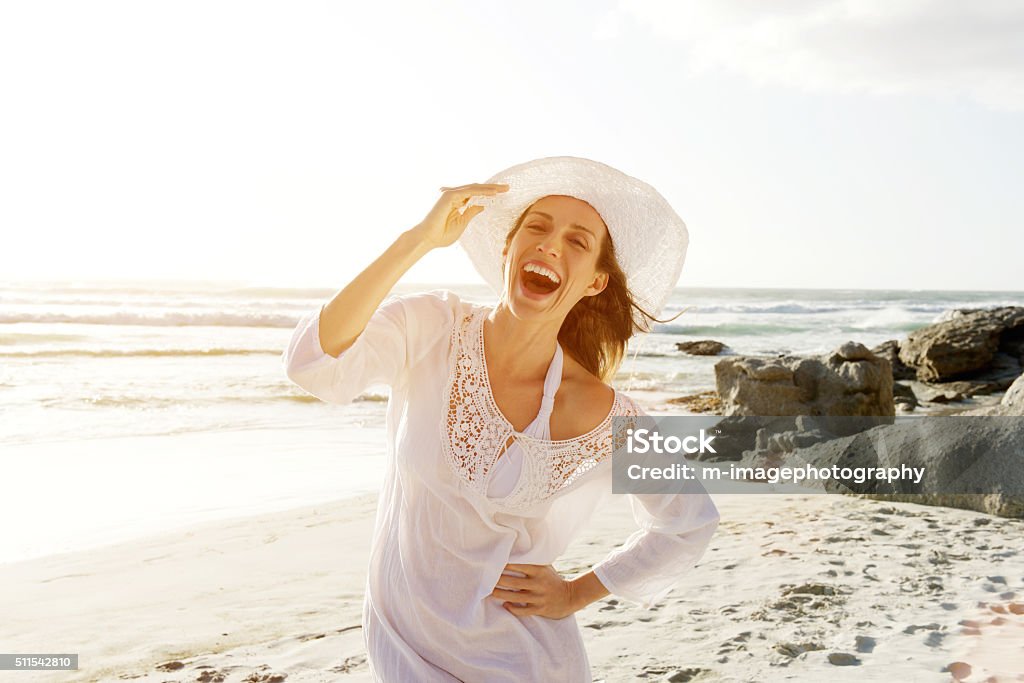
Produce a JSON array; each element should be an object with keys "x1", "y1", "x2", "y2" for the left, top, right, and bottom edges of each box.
[
  {"x1": 318, "y1": 183, "x2": 508, "y2": 358},
  {"x1": 568, "y1": 570, "x2": 610, "y2": 610},
  {"x1": 318, "y1": 228, "x2": 432, "y2": 358},
  {"x1": 493, "y1": 563, "x2": 610, "y2": 619},
  {"x1": 590, "y1": 492, "x2": 719, "y2": 609}
]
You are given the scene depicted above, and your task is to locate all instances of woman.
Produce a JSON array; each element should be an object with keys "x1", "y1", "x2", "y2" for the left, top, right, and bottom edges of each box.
[{"x1": 282, "y1": 156, "x2": 719, "y2": 681}]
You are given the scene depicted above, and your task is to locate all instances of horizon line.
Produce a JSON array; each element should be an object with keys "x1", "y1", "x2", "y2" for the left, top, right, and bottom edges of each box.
[{"x1": 2, "y1": 277, "x2": 1024, "y2": 296}]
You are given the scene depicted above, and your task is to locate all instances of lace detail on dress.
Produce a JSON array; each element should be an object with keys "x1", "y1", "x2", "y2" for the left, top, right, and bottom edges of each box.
[{"x1": 440, "y1": 306, "x2": 646, "y2": 510}]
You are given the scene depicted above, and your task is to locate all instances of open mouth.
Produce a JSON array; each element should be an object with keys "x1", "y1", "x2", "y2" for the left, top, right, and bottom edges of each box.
[{"x1": 520, "y1": 262, "x2": 562, "y2": 296}]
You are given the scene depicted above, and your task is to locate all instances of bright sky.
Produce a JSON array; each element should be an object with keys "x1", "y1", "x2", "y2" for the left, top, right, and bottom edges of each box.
[{"x1": 2, "y1": 1, "x2": 1022, "y2": 291}]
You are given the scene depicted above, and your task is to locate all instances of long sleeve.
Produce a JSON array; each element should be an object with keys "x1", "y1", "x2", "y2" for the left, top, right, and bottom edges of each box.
[
  {"x1": 591, "y1": 488, "x2": 719, "y2": 609},
  {"x1": 281, "y1": 289, "x2": 459, "y2": 405},
  {"x1": 591, "y1": 401, "x2": 720, "y2": 609}
]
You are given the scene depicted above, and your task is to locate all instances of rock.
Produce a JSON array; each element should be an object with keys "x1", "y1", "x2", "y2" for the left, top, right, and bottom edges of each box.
[
  {"x1": 919, "y1": 353, "x2": 1023, "y2": 398},
  {"x1": 827, "y1": 652, "x2": 861, "y2": 666},
  {"x1": 769, "y1": 418, "x2": 1024, "y2": 518},
  {"x1": 666, "y1": 391, "x2": 723, "y2": 414},
  {"x1": 754, "y1": 416, "x2": 840, "y2": 453},
  {"x1": 892, "y1": 382, "x2": 919, "y2": 409},
  {"x1": 710, "y1": 344, "x2": 895, "y2": 461},
  {"x1": 898, "y1": 306, "x2": 1024, "y2": 382},
  {"x1": 715, "y1": 342, "x2": 895, "y2": 418},
  {"x1": 876, "y1": 318, "x2": 1022, "y2": 400},
  {"x1": 901, "y1": 380, "x2": 965, "y2": 403},
  {"x1": 776, "y1": 642, "x2": 824, "y2": 658},
  {"x1": 960, "y1": 372, "x2": 1024, "y2": 417},
  {"x1": 981, "y1": 351, "x2": 1024, "y2": 389},
  {"x1": 836, "y1": 341, "x2": 873, "y2": 362},
  {"x1": 924, "y1": 387, "x2": 964, "y2": 403},
  {"x1": 676, "y1": 340, "x2": 727, "y2": 356},
  {"x1": 693, "y1": 415, "x2": 807, "y2": 462},
  {"x1": 1002, "y1": 373, "x2": 1024, "y2": 413},
  {"x1": 870, "y1": 340, "x2": 916, "y2": 380}
]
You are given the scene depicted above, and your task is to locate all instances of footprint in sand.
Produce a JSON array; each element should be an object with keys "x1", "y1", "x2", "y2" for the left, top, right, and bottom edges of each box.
[
  {"x1": 854, "y1": 635, "x2": 876, "y2": 653},
  {"x1": 584, "y1": 619, "x2": 627, "y2": 630},
  {"x1": 241, "y1": 666, "x2": 287, "y2": 683},
  {"x1": 774, "y1": 641, "x2": 823, "y2": 658},
  {"x1": 331, "y1": 654, "x2": 367, "y2": 674},
  {"x1": 716, "y1": 631, "x2": 752, "y2": 656},
  {"x1": 637, "y1": 664, "x2": 713, "y2": 681},
  {"x1": 666, "y1": 668, "x2": 713, "y2": 682}
]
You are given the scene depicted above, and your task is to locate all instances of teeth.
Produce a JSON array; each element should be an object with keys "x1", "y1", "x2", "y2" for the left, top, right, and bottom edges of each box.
[{"x1": 523, "y1": 262, "x2": 561, "y2": 284}]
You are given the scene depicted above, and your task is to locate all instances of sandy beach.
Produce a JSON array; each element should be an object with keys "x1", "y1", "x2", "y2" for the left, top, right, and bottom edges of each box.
[
  {"x1": 5, "y1": 283, "x2": 1023, "y2": 681},
  {"x1": 3, "y1": 489, "x2": 1022, "y2": 682}
]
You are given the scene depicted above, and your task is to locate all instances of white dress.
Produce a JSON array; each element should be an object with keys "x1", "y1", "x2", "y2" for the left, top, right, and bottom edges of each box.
[{"x1": 281, "y1": 289, "x2": 720, "y2": 682}]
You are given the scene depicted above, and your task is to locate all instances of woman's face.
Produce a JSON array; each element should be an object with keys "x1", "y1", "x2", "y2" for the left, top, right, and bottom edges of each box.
[{"x1": 501, "y1": 195, "x2": 610, "y2": 319}]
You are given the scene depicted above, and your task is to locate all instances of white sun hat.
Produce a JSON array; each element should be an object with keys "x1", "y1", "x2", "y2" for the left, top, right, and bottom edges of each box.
[{"x1": 458, "y1": 155, "x2": 688, "y2": 319}]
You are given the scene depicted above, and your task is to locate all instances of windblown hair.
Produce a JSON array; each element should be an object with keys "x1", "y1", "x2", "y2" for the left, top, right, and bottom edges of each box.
[{"x1": 503, "y1": 200, "x2": 683, "y2": 384}]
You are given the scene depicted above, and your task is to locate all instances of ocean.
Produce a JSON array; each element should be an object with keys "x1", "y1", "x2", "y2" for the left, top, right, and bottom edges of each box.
[{"x1": 3, "y1": 279, "x2": 1023, "y2": 564}]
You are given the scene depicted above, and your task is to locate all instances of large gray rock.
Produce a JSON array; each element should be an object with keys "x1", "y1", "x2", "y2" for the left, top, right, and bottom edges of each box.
[
  {"x1": 898, "y1": 306, "x2": 1024, "y2": 382},
  {"x1": 1002, "y1": 373, "x2": 1024, "y2": 413},
  {"x1": 741, "y1": 417, "x2": 1024, "y2": 518},
  {"x1": 715, "y1": 341, "x2": 895, "y2": 418}
]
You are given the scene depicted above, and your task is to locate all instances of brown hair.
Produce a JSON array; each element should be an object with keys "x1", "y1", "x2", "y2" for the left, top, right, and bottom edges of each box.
[{"x1": 503, "y1": 200, "x2": 685, "y2": 384}]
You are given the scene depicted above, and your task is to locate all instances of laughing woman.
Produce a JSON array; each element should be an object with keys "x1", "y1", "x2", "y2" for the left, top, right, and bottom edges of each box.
[{"x1": 282, "y1": 156, "x2": 719, "y2": 682}]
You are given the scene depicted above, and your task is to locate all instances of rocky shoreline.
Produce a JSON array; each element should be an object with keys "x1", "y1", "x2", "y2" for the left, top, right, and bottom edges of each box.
[{"x1": 671, "y1": 306, "x2": 1024, "y2": 517}]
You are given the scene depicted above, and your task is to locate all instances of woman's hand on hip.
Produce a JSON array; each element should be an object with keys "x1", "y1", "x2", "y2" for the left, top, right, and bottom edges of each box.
[
  {"x1": 490, "y1": 563, "x2": 579, "y2": 620},
  {"x1": 411, "y1": 183, "x2": 508, "y2": 250}
]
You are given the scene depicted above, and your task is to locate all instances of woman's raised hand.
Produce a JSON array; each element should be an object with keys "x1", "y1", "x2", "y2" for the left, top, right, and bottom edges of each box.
[
  {"x1": 412, "y1": 183, "x2": 509, "y2": 250},
  {"x1": 314, "y1": 182, "x2": 505, "y2": 359}
]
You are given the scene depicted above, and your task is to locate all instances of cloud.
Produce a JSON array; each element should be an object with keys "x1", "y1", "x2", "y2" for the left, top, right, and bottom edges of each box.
[{"x1": 607, "y1": 0, "x2": 1024, "y2": 111}]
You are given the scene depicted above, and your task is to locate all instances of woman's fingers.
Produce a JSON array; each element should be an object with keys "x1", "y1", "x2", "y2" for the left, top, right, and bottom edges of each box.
[
  {"x1": 439, "y1": 183, "x2": 509, "y2": 205},
  {"x1": 494, "y1": 574, "x2": 530, "y2": 590},
  {"x1": 504, "y1": 563, "x2": 538, "y2": 576},
  {"x1": 457, "y1": 204, "x2": 485, "y2": 223},
  {"x1": 412, "y1": 184, "x2": 506, "y2": 250},
  {"x1": 491, "y1": 588, "x2": 534, "y2": 603},
  {"x1": 503, "y1": 602, "x2": 538, "y2": 616}
]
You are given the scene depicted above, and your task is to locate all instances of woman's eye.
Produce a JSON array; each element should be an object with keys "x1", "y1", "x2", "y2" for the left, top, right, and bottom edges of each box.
[{"x1": 572, "y1": 239, "x2": 587, "y2": 248}]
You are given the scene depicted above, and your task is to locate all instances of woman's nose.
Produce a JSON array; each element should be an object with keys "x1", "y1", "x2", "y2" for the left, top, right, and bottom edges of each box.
[{"x1": 536, "y1": 239, "x2": 559, "y2": 257}]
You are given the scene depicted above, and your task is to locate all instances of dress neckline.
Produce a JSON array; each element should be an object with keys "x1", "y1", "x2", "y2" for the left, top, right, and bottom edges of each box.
[{"x1": 476, "y1": 307, "x2": 619, "y2": 445}]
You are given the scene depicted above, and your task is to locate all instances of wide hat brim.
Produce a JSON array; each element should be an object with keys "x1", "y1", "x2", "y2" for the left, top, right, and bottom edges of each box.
[{"x1": 458, "y1": 156, "x2": 688, "y2": 319}]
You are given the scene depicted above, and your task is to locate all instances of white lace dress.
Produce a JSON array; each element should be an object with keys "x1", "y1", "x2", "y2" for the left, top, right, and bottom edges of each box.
[{"x1": 281, "y1": 289, "x2": 720, "y2": 682}]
